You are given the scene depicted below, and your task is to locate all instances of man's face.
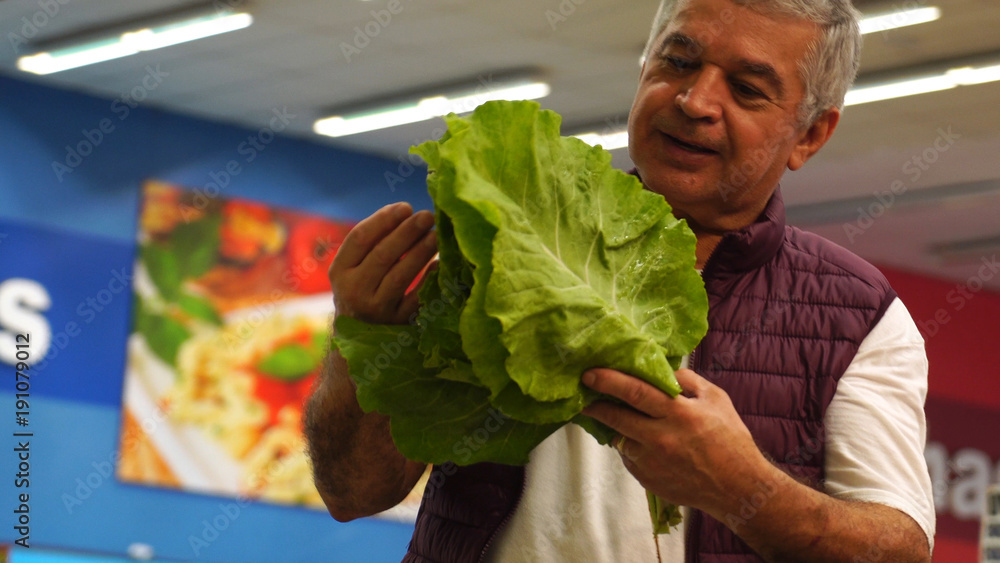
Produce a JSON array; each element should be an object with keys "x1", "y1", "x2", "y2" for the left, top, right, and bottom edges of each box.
[{"x1": 628, "y1": 0, "x2": 830, "y2": 231}]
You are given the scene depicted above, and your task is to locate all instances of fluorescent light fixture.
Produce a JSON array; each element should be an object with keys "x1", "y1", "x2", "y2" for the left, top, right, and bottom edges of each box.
[
  {"x1": 947, "y1": 63, "x2": 1000, "y2": 86},
  {"x1": 859, "y1": 6, "x2": 941, "y2": 35},
  {"x1": 845, "y1": 75, "x2": 956, "y2": 105},
  {"x1": 846, "y1": 61, "x2": 1000, "y2": 106},
  {"x1": 574, "y1": 130, "x2": 629, "y2": 151},
  {"x1": 314, "y1": 81, "x2": 551, "y2": 138},
  {"x1": 17, "y1": 12, "x2": 252, "y2": 75}
]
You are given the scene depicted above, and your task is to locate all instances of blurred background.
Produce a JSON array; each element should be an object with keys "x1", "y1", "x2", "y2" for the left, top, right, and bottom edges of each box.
[{"x1": 0, "y1": 0, "x2": 997, "y2": 561}]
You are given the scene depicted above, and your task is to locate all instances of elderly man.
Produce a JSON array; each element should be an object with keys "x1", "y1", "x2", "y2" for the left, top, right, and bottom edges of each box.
[{"x1": 305, "y1": 0, "x2": 936, "y2": 561}]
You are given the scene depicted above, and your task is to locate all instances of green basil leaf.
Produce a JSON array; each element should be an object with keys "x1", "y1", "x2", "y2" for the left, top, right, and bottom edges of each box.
[
  {"x1": 310, "y1": 331, "x2": 330, "y2": 362},
  {"x1": 137, "y1": 310, "x2": 190, "y2": 367},
  {"x1": 141, "y1": 243, "x2": 182, "y2": 302},
  {"x1": 257, "y1": 344, "x2": 317, "y2": 381},
  {"x1": 171, "y1": 215, "x2": 221, "y2": 279},
  {"x1": 178, "y1": 292, "x2": 222, "y2": 326}
]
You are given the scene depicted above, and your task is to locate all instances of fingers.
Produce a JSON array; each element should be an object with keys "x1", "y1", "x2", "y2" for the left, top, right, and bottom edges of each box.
[
  {"x1": 362, "y1": 209, "x2": 435, "y2": 276},
  {"x1": 613, "y1": 434, "x2": 636, "y2": 460},
  {"x1": 333, "y1": 202, "x2": 414, "y2": 270},
  {"x1": 581, "y1": 400, "x2": 644, "y2": 442},
  {"x1": 582, "y1": 368, "x2": 674, "y2": 418},
  {"x1": 329, "y1": 202, "x2": 437, "y2": 324},
  {"x1": 674, "y1": 368, "x2": 707, "y2": 398},
  {"x1": 374, "y1": 228, "x2": 437, "y2": 302},
  {"x1": 395, "y1": 258, "x2": 439, "y2": 320}
]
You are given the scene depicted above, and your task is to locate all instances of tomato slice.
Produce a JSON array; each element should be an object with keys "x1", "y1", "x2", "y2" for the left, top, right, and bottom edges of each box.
[{"x1": 287, "y1": 219, "x2": 350, "y2": 294}]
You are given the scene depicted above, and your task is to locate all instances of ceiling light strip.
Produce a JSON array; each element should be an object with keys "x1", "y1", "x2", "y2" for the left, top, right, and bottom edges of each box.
[
  {"x1": 859, "y1": 6, "x2": 941, "y2": 35},
  {"x1": 846, "y1": 61, "x2": 1000, "y2": 106},
  {"x1": 314, "y1": 82, "x2": 551, "y2": 138},
  {"x1": 17, "y1": 12, "x2": 252, "y2": 75}
]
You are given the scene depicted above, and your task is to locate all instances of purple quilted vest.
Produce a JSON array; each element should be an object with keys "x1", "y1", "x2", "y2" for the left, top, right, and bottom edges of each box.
[{"x1": 405, "y1": 189, "x2": 896, "y2": 562}]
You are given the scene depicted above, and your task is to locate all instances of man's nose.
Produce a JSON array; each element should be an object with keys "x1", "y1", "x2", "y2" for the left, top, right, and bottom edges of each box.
[{"x1": 675, "y1": 69, "x2": 724, "y2": 122}]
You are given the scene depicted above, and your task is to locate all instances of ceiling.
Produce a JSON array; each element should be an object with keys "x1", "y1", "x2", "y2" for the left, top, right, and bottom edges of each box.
[{"x1": 2, "y1": 0, "x2": 999, "y2": 291}]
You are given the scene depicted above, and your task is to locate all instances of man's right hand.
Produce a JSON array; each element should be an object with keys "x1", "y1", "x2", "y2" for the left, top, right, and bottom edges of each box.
[
  {"x1": 306, "y1": 201, "x2": 435, "y2": 522},
  {"x1": 329, "y1": 202, "x2": 437, "y2": 325}
]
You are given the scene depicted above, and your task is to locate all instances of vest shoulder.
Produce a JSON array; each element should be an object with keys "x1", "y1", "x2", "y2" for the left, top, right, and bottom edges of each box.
[{"x1": 781, "y1": 226, "x2": 893, "y2": 295}]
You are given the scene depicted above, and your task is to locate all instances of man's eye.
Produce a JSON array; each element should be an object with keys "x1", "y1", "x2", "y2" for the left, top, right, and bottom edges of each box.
[
  {"x1": 733, "y1": 82, "x2": 764, "y2": 99},
  {"x1": 665, "y1": 56, "x2": 695, "y2": 71}
]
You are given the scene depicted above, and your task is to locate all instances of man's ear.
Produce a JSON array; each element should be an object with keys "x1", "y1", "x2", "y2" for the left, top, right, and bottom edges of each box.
[{"x1": 788, "y1": 107, "x2": 840, "y2": 171}]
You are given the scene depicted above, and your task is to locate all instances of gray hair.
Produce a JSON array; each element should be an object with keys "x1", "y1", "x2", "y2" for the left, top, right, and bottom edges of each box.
[{"x1": 642, "y1": 0, "x2": 862, "y2": 127}]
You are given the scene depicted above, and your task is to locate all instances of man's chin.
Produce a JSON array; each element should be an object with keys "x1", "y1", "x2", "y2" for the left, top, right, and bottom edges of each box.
[{"x1": 636, "y1": 170, "x2": 717, "y2": 204}]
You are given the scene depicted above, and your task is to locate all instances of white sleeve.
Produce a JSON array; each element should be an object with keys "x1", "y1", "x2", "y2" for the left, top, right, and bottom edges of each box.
[{"x1": 823, "y1": 297, "x2": 936, "y2": 551}]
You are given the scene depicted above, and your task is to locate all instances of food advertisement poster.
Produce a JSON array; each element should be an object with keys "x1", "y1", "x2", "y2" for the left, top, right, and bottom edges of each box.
[{"x1": 116, "y1": 181, "x2": 425, "y2": 519}]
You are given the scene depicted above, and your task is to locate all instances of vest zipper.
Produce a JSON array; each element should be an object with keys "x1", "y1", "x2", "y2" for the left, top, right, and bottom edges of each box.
[{"x1": 477, "y1": 469, "x2": 526, "y2": 563}]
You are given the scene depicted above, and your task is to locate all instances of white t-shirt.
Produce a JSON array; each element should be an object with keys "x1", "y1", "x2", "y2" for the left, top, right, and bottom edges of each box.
[{"x1": 486, "y1": 298, "x2": 936, "y2": 562}]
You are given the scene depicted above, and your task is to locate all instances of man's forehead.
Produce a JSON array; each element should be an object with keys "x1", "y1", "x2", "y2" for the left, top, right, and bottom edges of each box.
[
  {"x1": 656, "y1": 1, "x2": 820, "y2": 72},
  {"x1": 661, "y1": 0, "x2": 820, "y2": 44}
]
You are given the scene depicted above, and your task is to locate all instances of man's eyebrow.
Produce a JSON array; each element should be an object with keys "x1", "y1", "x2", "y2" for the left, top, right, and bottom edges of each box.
[
  {"x1": 737, "y1": 59, "x2": 785, "y2": 98},
  {"x1": 655, "y1": 32, "x2": 699, "y2": 55},
  {"x1": 655, "y1": 31, "x2": 787, "y2": 99}
]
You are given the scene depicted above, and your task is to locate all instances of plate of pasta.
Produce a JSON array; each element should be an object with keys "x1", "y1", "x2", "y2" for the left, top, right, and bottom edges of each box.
[{"x1": 115, "y1": 181, "x2": 426, "y2": 522}]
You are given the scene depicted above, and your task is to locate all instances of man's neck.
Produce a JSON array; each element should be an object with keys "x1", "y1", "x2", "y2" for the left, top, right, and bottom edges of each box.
[
  {"x1": 693, "y1": 230, "x2": 724, "y2": 270},
  {"x1": 675, "y1": 189, "x2": 777, "y2": 269}
]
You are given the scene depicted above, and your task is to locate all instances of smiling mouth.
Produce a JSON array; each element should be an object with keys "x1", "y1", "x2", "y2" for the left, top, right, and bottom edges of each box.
[{"x1": 665, "y1": 133, "x2": 717, "y2": 154}]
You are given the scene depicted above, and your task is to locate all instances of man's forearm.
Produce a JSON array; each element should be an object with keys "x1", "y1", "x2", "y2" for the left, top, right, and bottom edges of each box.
[
  {"x1": 709, "y1": 459, "x2": 930, "y2": 562},
  {"x1": 304, "y1": 350, "x2": 425, "y2": 521}
]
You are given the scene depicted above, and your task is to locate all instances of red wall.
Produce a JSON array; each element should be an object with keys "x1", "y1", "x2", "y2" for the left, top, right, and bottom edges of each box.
[{"x1": 880, "y1": 265, "x2": 1000, "y2": 562}]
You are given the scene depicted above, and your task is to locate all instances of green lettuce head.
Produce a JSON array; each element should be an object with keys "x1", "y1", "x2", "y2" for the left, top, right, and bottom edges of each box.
[{"x1": 334, "y1": 100, "x2": 708, "y2": 466}]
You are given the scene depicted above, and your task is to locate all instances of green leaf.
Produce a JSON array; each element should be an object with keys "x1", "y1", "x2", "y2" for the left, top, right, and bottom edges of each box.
[
  {"x1": 412, "y1": 101, "x2": 707, "y2": 422},
  {"x1": 136, "y1": 308, "x2": 191, "y2": 366},
  {"x1": 336, "y1": 100, "x2": 707, "y2": 468},
  {"x1": 648, "y1": 490, "x2": 683, "y2": 534},
  {"x1": 171, "y1": 215, "x2": 222, "y2": 279},
  {"x1": 334, "y1": 316, "x2": 560, "y2": 465},
  {"x1": 311, "y1": 331, "x2": 330, "y2": 361},
  {"x1": 141, "y1": 243, "x2": 183, "y2": 302},
  {"x1": 256, "y1": 344, "x2": 317, "y2": 381},
  {"x1": 177, "y1": 293, "x2": 222, "y2": 325}
]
